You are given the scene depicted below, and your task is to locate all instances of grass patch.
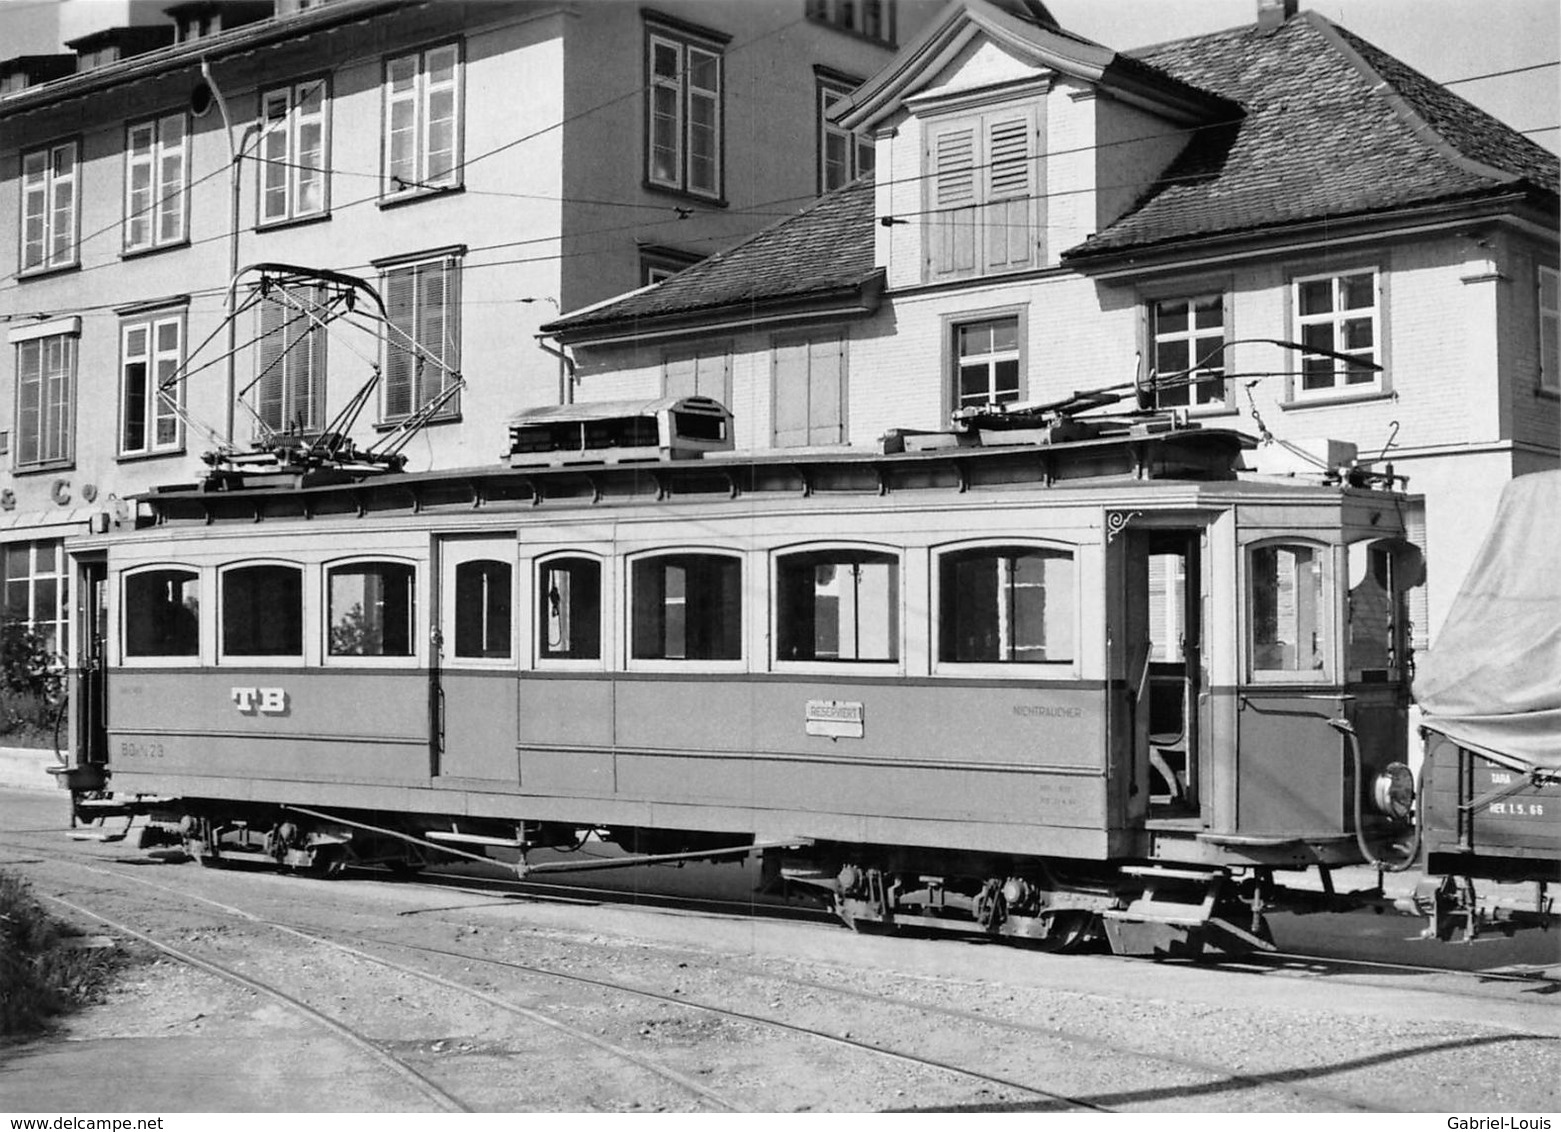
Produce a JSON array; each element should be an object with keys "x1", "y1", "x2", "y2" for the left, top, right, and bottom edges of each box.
[{"x1": 0, "y1": 871, "x2": 121, "y2": 1037}]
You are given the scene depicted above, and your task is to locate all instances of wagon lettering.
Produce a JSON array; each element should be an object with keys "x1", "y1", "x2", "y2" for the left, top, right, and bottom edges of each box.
[
  {"x1": 805, "y1": 700, "x2": 864, "y2": 739},
  {"x1": 1013, "y1": 705, "x2": 1083, "y2": 719},
  {"x1": 232, "y1": 687, "x2": 289, "y2": 715}
]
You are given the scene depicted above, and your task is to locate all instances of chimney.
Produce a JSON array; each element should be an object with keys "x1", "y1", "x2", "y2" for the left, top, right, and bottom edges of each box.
[{"x1": 1256, "y1": 0, "x2": 1298, "y2": 34}]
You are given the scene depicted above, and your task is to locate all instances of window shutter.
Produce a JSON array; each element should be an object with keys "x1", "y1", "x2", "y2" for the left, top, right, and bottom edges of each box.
[
  {"x1": 664, "y1": 355, "x2": 697, "y2": 399},
  {"x1": 929, "y1": 123, "x2": 977, "y2": 277},
  {"x1": 807, "y1": 335, "x2": 844, "y2": 444},
  {"x1": 256, "y1": 296, "x2": 285, "y2": 432},
  {"x1": 383, "y1": 265, "x2": 416, "y2": 418},
  {"x1": 984, "y1": 114, "x2": 1032, "y2": 272},
  {"x1": 306, "y1": 287, "x2": 328, "y2": 429},
  {"x1": 772, "y1": 340, "x2": 809, "y2": 447}
]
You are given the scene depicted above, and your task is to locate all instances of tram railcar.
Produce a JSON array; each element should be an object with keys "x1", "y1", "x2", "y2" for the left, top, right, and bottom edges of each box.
[{"x1": 56, "y1": 405, "x2": 1439, "y2": 956}]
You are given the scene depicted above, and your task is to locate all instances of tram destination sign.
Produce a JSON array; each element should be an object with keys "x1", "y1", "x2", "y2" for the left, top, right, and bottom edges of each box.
[{"x1": 805, "y1": 700, "x2": 865, "y2": 739}]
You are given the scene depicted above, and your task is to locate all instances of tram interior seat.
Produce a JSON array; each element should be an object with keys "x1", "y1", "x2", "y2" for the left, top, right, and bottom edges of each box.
[{"x1": 1147, "y1": 662, "x2": 1189, "y2": 805}]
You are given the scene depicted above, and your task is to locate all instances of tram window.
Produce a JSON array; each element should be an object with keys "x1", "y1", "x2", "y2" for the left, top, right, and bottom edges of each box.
[
  {"x1": 1250, "y1": 544, "x2": 1325, "y2": 673},
  {"x1": 454, "y1": 559, "x2": 512, "y2": 659},
  {"x1": 124, "y1": 569, "x2": 199, "y2": 657},
  {"x1": 1346, "y1": 540, "x2": 1402, "y2": 679},
  {"x1": 538, "y1": 557, "x2": 600, "y2": 660},
  {"x1": 222, "y1": 564, "x2": 302, "y2": 657},
  {"x1": 939, "y1": 547, "x2": 1074, "y2": 664},
  {"x1": 631, "y1": 553, "x2": 741, "y2": 661},
  {"x1": 776, "y1": 550, "x2": 898, "y2": 662},
  {"x1": 328, "y1": 562, "x2": 414, "y2": 657}
]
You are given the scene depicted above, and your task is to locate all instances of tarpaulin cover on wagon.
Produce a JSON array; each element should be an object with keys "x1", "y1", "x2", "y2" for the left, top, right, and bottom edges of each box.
[{"x1": 1412, "y1": 469, "x2": 1561, "y2": 772}]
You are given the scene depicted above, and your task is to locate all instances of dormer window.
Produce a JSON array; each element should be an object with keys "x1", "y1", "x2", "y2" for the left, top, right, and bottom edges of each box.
[{"x1": 925, "y1": 108, "x2": 1038, "y2": 281}]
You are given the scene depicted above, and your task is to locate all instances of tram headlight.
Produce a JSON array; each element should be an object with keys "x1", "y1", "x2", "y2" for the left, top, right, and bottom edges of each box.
[{"x1": 1371, "y1": 762, "x2": 1415, "y2": 820}]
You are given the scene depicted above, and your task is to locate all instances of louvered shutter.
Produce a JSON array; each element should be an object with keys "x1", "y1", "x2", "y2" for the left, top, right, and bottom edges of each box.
[
  {"x1": 928, "y1": 121, "x2": 977, "y2": 277},
  {"x1": 984, "y1": 114, "x2": 1033, "y2": 272},
  {"x1": 256, "y1": 295, "x2": 285, "y2": 432},
  {"x1": 383, "y1": 266, "x2": 415, "y2": 418}
]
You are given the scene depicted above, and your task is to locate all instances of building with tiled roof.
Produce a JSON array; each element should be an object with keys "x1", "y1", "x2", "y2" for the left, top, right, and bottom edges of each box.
[{"x1": 547, "y1": 0, "x2": 1558, "y2": 658}]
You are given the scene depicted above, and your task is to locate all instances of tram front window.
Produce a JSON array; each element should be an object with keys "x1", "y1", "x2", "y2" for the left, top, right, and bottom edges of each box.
[{"x1": 1249, "y1": 543, "x2": 1326, "y2": 674}]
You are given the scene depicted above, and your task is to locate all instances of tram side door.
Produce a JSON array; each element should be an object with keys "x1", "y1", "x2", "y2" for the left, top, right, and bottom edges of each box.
[
  {"x1": 432, "y1": 535, "x2": 519, "y2": 782},
  {"x1": 1120, "y1": 527, "x2": 1206, "y2": 820},
  {"x1": 74, "y1": 557, "x2": 109, "y2": 771}
]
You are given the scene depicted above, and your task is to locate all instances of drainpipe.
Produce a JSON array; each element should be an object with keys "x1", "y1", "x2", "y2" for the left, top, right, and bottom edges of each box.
[
  {"x1": 535, "y1": 332, "x2": 576, "y2": 405},
  {"x1": 200, "y1": 60, "x2": 260, "y2": 449}
]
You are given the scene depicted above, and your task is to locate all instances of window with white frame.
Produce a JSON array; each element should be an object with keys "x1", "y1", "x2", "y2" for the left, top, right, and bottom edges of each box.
[
  {"x1": 938, "y1": 545, "x2": 1074, "y2": 665},
  {"x1": 639, "y1": 245, "x2": 703, "y2": 286},
  {"x1": 328, "y1": 561, "x2": 415, "y2": 658},
  {"x1": 646, "y1": 24, "x2": 724, "y2": 199},
  {"x1": 253, "y1": 284, "x2": 327, "y2": 434},
  {"x1": 221, "y1": 563, "x2": 302, "y2": 657},
  {"x1": 1539, "y1": 264, "x2": 1558, "y2": 393},
  {"x1": 12, "y1": 327, "x2": 75, "y2": 467},
  {"x1": 818, "y1": 77, "x2": 873, "y2": 194},
  {"x1": 631, "y1": 552, "x2": 741, "y2": 661},
  {"x1": 124, "y1": 113, "x2": 187, "y2": 252},
  {"x1": 1249, "y1": 541, "x2": 1328, "y2": 677},
  {"x1": 20, "y1": 140, "x2": 77, "y2": 272},
  {"x1": 805, "y1": 0, "x2": 894, "y2": 44},
  {"x1": 1150, "y1": 294, "x2": 1227, "y2": 409},
  {"x1": 772, "y1": 332, "x2": 846, "y2": 447},
  {"x1": 926, "y1": 108, "x2": 1037, "y2": 279},
  {"x1": 259, "y1": 78, "x2": 328, "y2": 224},
  {"x1": 380, "y1": 251, "x2": 461, "y2": 421},
  {"x1": 776, "y1": 548, "x2": 898, "y2": 662},
  {"x1": 383, "y1": 43, "x2": 462, "y2": 197},
  {"x1": 119, "y1": 313, "x2": 183, "y2": 457},
  {"x1": 954, "y1": 316, "x2": 1022, "y2": 411},
  {"x1": 1, "y1": 539, "x2": 68, "y2": 658},
  {"x1": 538, "y1": 556, "x2": 600, "y2": 661},
  {"x1": 1293, "y1": 268, "x2": 1381, "y2": 397}
]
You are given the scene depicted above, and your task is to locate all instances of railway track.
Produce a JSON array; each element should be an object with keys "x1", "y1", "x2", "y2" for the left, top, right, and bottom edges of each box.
[{"x1": 7, "y1": 832, "x2": 1557, "y2": 1111}]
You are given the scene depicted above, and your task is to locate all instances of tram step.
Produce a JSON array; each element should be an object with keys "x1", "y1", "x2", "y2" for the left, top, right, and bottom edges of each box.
[{"x1": 1119, "y1": 864, "x2": 1223, "y2": 882}]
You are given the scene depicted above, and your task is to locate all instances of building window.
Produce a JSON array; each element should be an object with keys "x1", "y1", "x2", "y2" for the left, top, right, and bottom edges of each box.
[
  {"x1": 1293, "y1": 268, "x2": 1380, "y2": 398},
  {"x1": 13, "y1": 330, "x2": 75, "y2": 467},
  {"x1": 1, "y1": 539, "x2": 68, "y2": 658},
  {"x1": 1539, "y1": 265, "x2": 1558, "y2": 393},
  {"x1": 646, "y1": 24, "x2": 724, "y2": 200},
  {"x1": 254, "y1": 285, "x2": 326, "y2": 434},
  {"x1": 260, "y1": 78, "x2": 328, "y2": 224},
  {"x1": 663, "y1": 345, "x2": 731, "y2": 405},
  {"x1": 1249, "y1": 542, "x2": 1327, "y2": 678},
  {"x1": 124, "y1": 568, "x2": 200, "y2": 657},
  {"x1": 221, "y1": 564, "x2": 302, "y2": 658},
  {"x1": 20, "y1": 140, "x2": 77, "y2": 273},
  {"x1": 124, "y1": 113, "x2": 187, "y2": 252},
  {"x1": 119, "y1": 313, "x2": 183, "y2": 457},
  {"x1": 631, "y1": 552, "x2": 741, "y2": 661},
  {"x1": 538, "y1": 556, "x2": 601, "y2": 661},
  {"x1": 938, "y1": 546, "x2": 1074, "y2": 664},
  {"x1": 640, "y1": 245, "x2": 703, "y2": 286},
  {"x1": 953, "y1": 316, "x2": 1022, "y2": 411},
  {"x1": 806, "y1": 0, "x2": 894, "y2": 44},
  {"x1": 383, "y1": 43, "x2": 462, "y2": 197},
  {"x1": 328, "y1": 561, "x2": 415, "y2": 658},
  {"x1": 926, "y1": 109, "x2": 1037, "y2": 279},
  {"x1": 772, "y1": 332, "x2": 845, "y2": 447},
  {"x1": 1150, "y1": 295, "x2": 1226, "y2": 409},
  {"x1": 776, "y1": 549, "x2": 897, "y2": 662},
  {"x1": 380, "y1": 251, "x2": 461, "y2": 421},
  {"x1": 454, "y1": 559, "x2": 512, "y2": 660},
  {"x1": 818, "y1": 77, "x2": 872, "y2": 194}
]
